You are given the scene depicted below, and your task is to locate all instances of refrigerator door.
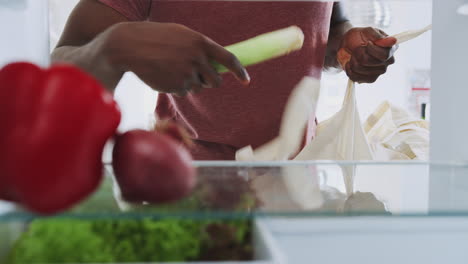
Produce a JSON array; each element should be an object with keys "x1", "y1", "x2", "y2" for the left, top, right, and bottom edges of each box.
[
  {"x1": 430, "y1": 0, "x2": 468, "y2": 211},
  {"x1": 430, "y1": 0, "x2": 468, "y2": 162}
]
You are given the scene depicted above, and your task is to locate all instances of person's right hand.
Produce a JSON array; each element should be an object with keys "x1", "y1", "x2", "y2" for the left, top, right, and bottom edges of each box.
[{"x1": 95, "y1": 22, "x2": 250, "y2": 96}]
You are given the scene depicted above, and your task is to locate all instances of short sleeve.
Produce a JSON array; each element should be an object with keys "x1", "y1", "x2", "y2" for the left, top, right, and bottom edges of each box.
[{"x1": 98, "y1": 0, "x2": 151, "y2": 21}]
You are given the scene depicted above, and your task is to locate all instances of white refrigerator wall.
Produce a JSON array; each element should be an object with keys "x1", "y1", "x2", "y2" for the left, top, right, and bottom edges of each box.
[
  {"x1": 429, "y1": 0, "x2": 468, "y2": 213},
  {"x1": 430, "y1": 0, "x2": 468, "y2": 162}
]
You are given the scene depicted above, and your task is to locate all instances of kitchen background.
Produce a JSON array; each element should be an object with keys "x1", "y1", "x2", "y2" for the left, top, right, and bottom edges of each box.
[
  {"x1": 0, "y1": 0, "x2": 433, "y2": 214},
  {"x1": 48, "y1": 0, "x2": 433, "y2": 132}
]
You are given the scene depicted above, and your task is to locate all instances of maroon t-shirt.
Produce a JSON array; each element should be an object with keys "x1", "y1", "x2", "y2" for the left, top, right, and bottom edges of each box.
[{"x1": 99, "y1": 0, "x2": 333, "y2": 160}]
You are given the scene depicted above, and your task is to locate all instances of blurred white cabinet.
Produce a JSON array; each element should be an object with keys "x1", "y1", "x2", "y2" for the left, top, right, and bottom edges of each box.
[{"x1": 0, "y1": 0, "x2": 49, "y2": 68}]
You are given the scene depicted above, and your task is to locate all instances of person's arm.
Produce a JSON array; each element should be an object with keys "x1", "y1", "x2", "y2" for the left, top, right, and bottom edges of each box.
[
  {"x1": 325, "y1": 2, "x2": 397, "y2": 83},
  {"x1": 324, "y1": 2, "x2": 353, "y2": 70},
  {"x1": 51, "y1": 0, "x2": 129, "y2": 90},
  {"x1": 52, "y1": 0, "x2": 249, "y2": 95}
]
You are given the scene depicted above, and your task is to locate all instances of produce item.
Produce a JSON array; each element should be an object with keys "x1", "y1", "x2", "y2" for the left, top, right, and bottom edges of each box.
[
  {"x1": 195, "y1": 167, "x2": 259, "y2": 211},
  {"x1": 213, "y1": 26, "x2": 304, "y2": 73},
  {"x1": 112, "y1": 129, "x2": 196, "y2": 204},
  {"x1": 0, "y1": 62, "x2": 121, "y2": 214},
  {"x1": 8, "y1": 220, "x2": 113, "y2": 264},
  {"x1": 8, "y1": 218, "x2": 252, "y2": 263},
  {"x1": 8, "y1": 176, "x2": 254, "y2": 263}
]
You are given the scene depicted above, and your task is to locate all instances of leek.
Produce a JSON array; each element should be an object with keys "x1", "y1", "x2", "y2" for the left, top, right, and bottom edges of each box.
[{"x1": 214, "y1": 26, "x2": 304, "y2": 73}]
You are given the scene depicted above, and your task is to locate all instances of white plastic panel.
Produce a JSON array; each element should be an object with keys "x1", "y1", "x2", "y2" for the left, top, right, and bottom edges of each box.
[
  {"x1": 429, "y1": 0, "x2": 468, "y2": 211},
  {"x1": 0, "y1": 0, "x2": 49, "y2": 68},
  {"x1": 430, "y1": 0, "x2": 468, "y2": 162}
]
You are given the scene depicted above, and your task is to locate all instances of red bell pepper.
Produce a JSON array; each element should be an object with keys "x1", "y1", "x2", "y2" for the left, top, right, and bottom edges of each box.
[{"x1": 0, "y1": 62, "x2": 121, "y2": 214}]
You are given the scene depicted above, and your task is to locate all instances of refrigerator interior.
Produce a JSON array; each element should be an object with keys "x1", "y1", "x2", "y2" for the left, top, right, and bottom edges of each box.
[{"x1": 6, "y1": 1, "x2": 468, "y2": 263}]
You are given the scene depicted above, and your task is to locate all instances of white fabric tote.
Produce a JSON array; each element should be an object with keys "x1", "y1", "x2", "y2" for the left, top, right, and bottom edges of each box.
[{"x1": 236, "y1": 25, "x2": 432, "y2": 205}]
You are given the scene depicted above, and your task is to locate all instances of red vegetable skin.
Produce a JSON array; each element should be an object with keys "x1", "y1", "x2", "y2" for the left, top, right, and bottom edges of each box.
[
  {"x1": 0, "y1": 62, "x2": 121, "y2": 214},
  {"x1": 112, "y1": 130, "x2": 196, "y2": 204}
]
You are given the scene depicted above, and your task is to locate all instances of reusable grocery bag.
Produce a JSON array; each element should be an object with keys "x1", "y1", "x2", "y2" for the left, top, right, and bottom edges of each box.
[
  {"x1": 236, "y1": 25, "x2": 433, "y2": 203},
  {"x1": 237, "y1": 77, "x2": 325, "y2": 209},
  {"x1": 236, "y1": 77, "x2": 322, "y2": 161},
  {"x1": 237, "y1": 70, "x2": 373, "y2": 198},
  {"x1": 364, "y1": 101, "x2": 430, "y2": 160},
  {"x1": 294, "y1": 80, "x2": 371, "y2": 161},
  {"x1": 293, "y1": 80, "x2": 372, "y2": 195},
  {"x1": 238, "y1": 25, "x2": 433, "y2": 162}
]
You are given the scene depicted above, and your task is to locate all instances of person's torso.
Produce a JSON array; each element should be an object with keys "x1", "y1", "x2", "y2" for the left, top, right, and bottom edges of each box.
[{"x1": 151, "y1": 1, "x2": 333, "y2": 159}]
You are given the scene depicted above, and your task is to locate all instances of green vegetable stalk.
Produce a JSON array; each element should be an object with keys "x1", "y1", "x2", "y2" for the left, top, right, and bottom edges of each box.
[{"x1": 214, "y1": 26, "x2": 305, "y2": 73}]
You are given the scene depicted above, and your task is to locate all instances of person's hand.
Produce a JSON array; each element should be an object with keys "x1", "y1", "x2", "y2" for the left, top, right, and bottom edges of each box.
[
  {"x1": 337, "y1": 27, "x2": 397, "y2": 84},
  {"x1": 96, "y1": 22, "x2": 250, "y2": 96}
]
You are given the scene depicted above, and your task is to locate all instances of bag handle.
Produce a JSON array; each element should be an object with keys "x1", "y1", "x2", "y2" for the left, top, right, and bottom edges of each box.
[
  {"x1": 343, "y1": 79, "x2": 356, "y2": 107},
  {"x1": 342, "y1": 24, "x2": 432, "y2": 106},
  {"x1": 340, "y1": 25, "x2": 432, "y2": 195}
]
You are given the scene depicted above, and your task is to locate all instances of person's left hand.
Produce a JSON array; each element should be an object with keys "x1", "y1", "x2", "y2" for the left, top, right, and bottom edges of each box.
[{"x1": 337, "y1": 27, "x2": 398, "y2": 84}]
